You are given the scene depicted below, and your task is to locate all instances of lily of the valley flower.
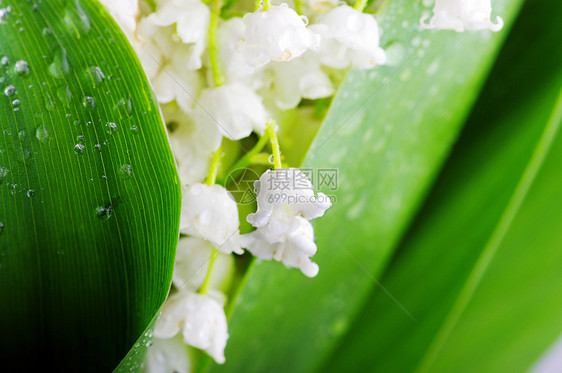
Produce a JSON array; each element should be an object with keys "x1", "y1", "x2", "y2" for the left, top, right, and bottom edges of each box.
[
  {"x1": 239, "y1": 3, "x2": 320, "y2": 71},
  {"x1": 180, "y1": 183, "x2": 243, "y2": 255},
  {"x1": 145, "y1": 0, "x2": 210, "y2": 70},
  {"x1": 247, "y1": 168, "x2": 331, "y2": 227},
  {"x1": 311, "y1": 4, "x2": 386, "y2": 69},
  {"x1": 242, "y1": 168, "x2": 331, "y2": 277},
  {"x1": 144, "y1": 336, "x2": 190, "y2": 373},
  {"x1": 172, "y1": 236, "x2": 234, "y2": 291},
  {"x1": 262, "y1": 53, "x2": 334, "y2": 110},
  {"x1": 154, "y1": 290, "x2": 229, "y2": 364},
  {"x1": 98, "y1": 0, "x2": 139, "y2": 33},
  {"x1": 242, "y1": 207, "x2": 320, "y2": 277},
  {"x1": 165, "y1": 104, "x2": 221, "y2": 185},
  {"x1": 195, "y1": 83, "x2": 268, "y2": 140},
  {"x1": 420, "y1": 0, "x2": 503, "y2": 32}
]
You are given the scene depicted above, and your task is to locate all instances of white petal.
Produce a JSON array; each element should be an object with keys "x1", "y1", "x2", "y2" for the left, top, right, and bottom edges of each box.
[
  {"x1": 247, "y1": 168, "x2": 332, "y2": 227},
  {"x1": 195, "y1": 83, "x2": 268, "y2": 140},
  {"x1": 180, "y1": 184, "x2": 243, "y2": 254},
  {"x1": 421, "y1": 0, "x2": 503, "y2": 32},
  {"x1": 143, "y1": 336, "x2": 190, "y2": 373},
  {"x1": 313, "y1": 5, "x2": 386, "y2": 69},
  {"x1": 240, "y1": 3, "x2": 320, "y2": 71},
  {"x1": 179, "y1": 292, "x2": 229, "y2": 364}
]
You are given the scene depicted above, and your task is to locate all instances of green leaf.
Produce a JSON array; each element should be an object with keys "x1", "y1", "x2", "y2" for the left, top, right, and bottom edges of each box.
[
  {"x1": 322, "y1": 0, "x2": 562, "y2": 371},
  {"x1": 0, "y1": 1, "x2": 180, "y2": 371},
  {"x1": 209, "y1": 1, "x2": 524, "y2": 372}
]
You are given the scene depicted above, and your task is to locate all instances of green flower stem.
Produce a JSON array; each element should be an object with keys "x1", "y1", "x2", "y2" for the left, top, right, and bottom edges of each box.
[
  {"x1": 206, "y1": 144, "x2": 223, "y2": 186},
  {"x1": 257, "y1": 0, "x2": 270, "y2": 11},
  {"x1": 266, "y1": 121, "x2": 283, "y2": 170},
  {"x1": 294, "y1": 0, "x2": 303, "y2": 15},
  {"x1": 209, "y1": 0, "x2": 225, "y2": 87},
  {"x1": 354, "y1": 0, "x2": 368, "y2": 11},
  {"x1": 198, "y1": 247, "x2": 219, "y2": 295},
  {"x1": 216, "y1": 133, "x2": 270, "y2": 185}
]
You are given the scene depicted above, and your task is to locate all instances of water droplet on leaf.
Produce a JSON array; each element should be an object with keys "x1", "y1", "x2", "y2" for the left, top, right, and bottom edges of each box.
[
  {"x1": 4, "y1": 85, "x2": 15, "y2": 96},
  {"x1": 14, "y1": 60, "x2": 30, "y2": 77},
  {"x1": 74, "y1": 143, "x2": 85, "y2": 154}
]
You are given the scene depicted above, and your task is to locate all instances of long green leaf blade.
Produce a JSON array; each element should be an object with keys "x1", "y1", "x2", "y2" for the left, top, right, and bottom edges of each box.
[
  {"x1": 210, "y1": 1, "x2": 523, "y2": 372},
  {"x1": 324, "y1": 0, "x2": 562, "y2": 370},
  {"x1": 0, "y1": 1, "x2": 180, "y2": 371}
]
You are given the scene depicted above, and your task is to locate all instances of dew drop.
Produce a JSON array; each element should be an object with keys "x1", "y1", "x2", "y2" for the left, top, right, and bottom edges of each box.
[
  {"x1": 83, "y1": 66, "x2": 105, "y2": 88},
  {"x1": 0, "y1": 222, "x2": 3, "y2": 235},
  {"x1": 0, "y1": 166, "x2": 8, "y2": 184},
  {"x1": 27, "y1": 189, "x2": 35, "y2": 198},
  {"x1": 14, "y1": 60, "x2": 30, "y2": 77},
  {"x1": 77, "y1": 135, "x2": 85, "y2": 144},
  {"x1": 1, "y1": 56, "x2": 9, "y2": 66},
  {"x1": 83, "y1": 96, "x2": 96, "y2": 110},
  {"x1": 64, "y1": 0, "x2": 91, "y2": 36},
  {"x1": 106, "y1": 122, "x2": 117, "y2": 133},
  {"x1": 48, "y1": 48, "x2": 70, "y2": 79},
  {"x1": 44, "y1": 92, "x2": 56, "y2": 111},
  {"x1": 95, "y1": 204, "x2": 113, "y2": 221},
  {"x1": 18, "y1": 130, "x2": 25, "y2": 140},
  {"x1": 268, "y1": 154, "x2": 275, "y2": 164},
  {"x1": 36, "y1": 124, "x2": 49, "y2": 142},
  {"x1": 114, "y1": 97, "x2": 133, "y2": 117},
  {"x1": 57, "y1": 85, "x2": 72, "y2": 106},
  {"x1": 4, "y1": 85, "x2": 15, "y2": 96},
  {"x1": 129, "y1": 125, "x2": 138, "y2": 134},
  {"x1": 12, "y1": 99, "x2": 20, "y2": 107},
  {"x1": 74, "y1": 143, "x2": 85, "y2": 155},
  {"x1": 119, "y1": 164, "x2": 133, "y2": 179},
  {"x1": 94, "y1": 144, "x2": 101, "y2": 152}
]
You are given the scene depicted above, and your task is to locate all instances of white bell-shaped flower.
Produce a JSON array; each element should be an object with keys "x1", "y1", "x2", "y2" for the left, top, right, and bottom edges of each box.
[
  {"x1": 164, "y1": 104, "x2": 221, "y2": 185},
  {"x1": 180, "y1": 183, "x2": 243, "y2": 254},
  {"x1": 194, "y1": 83, "x2": 268, "y2": 140},
  {"x1": 151, "y1": 62, "x2": 203, "y2": 115},
  {"x1": 99, "y1": 0, "x2": 138, "y2": 33},
  {"x1": 240, "y1": 3, "x2": 320, "y2": 71},
  {"x1": 145, "y1": 0, "x2": 210, "y2": 70},
  {"x1": 421, "y1": 0, "x2": 503, "y2": 32},
  {"x1": 144, "y1": 336, "x2": 190, "y2": 373},
  {"x1": 154, "y1": 291, "x2": 228, "y2": 364},
  {"x1": 172, "y1": 236, "x2": 235, "y2": 291},
  {"x1": 261, "y1": 52, "x2": 334, "y2": 110},
  {"x1": 241, "y1": 209, "x2": 319, "y2": 277},
  {"x1": 247, "y1": 168, "x2": 332, "y2": 228},
  {"x1": 216, "y1": 17, "x2": 249, "y2": 83},
  {"x1": 311, "y1": 5, "x2": 386, "y2": 69}
]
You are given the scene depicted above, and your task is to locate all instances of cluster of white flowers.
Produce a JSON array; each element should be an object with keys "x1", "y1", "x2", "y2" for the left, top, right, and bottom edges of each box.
[
  {"x1": 241, "y1": 169, "x2": 331, "y2": 277},
  {"x1": 421, "y1": 0, "x2": 503, "y2": 32},
  {"x1": 100, "y1": 0, "x2": 503, "y2": 370}
]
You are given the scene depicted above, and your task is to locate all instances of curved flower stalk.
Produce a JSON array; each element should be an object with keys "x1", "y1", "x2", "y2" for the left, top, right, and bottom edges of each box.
[
  {"x1": 421, "y1": 0, "x2": 504, "y2": 32},
  {"x1": 100, "y1": 0, "x2": 506, "y2": 370}
]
